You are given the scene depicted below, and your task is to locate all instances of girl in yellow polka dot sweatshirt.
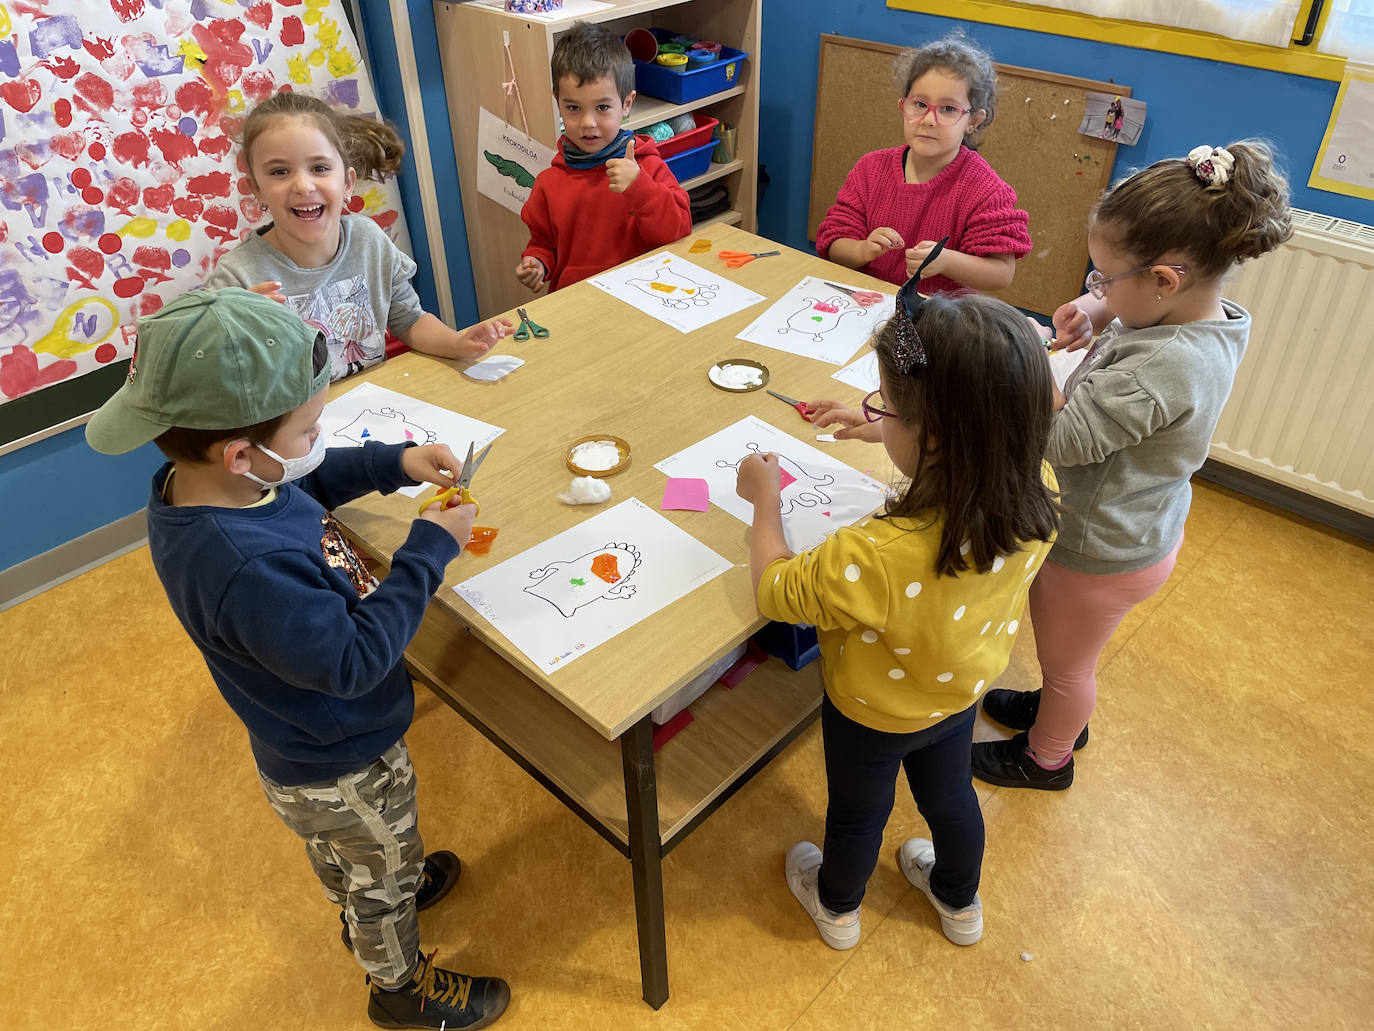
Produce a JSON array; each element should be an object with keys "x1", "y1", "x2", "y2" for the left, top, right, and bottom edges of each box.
[{"x1": 736, "y1": 290, "x2": 1058, "y2": 950}]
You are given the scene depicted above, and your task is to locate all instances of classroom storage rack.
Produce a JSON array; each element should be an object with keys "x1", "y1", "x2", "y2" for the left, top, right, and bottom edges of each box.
[{"x1": 433, "y1": 0, "x2": 762, "y2": 318}]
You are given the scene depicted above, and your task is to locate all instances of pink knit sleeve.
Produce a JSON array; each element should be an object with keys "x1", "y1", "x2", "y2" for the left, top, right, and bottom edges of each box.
[
  {"x1": 958, "y1": 167, "x2": 1032, "y2": 258},
  {"x1": 816, "y1": 154, "x2": 877, "y2": 259}
]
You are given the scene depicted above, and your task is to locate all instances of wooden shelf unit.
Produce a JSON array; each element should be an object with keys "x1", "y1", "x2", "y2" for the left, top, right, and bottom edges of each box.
[{"x1": 433, "y1": 0, "x2": 761, "y2": 317}]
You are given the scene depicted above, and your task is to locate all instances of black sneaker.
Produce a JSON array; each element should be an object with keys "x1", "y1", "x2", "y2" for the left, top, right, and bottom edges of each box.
[
  {"x1": 970, "y1": 732, "x2": 1074, "y2": 791},
  {"x1": 368, "y1": 951, "x2": 510, "y2": 1030},
  {"x1": 415, "y1": 851, "x2": 461, "y2": 912},
  {"x1": 343, "y1": 851, "x2": 463, "y2": 950},
  {"x1": 980, "y1": 689, "x2": 1089, "y2": 750}
]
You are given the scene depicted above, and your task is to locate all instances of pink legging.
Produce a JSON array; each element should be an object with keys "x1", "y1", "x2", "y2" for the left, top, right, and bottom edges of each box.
[{"x1": 1026, "y1": 539, "x2": 1182, "y2": 764}]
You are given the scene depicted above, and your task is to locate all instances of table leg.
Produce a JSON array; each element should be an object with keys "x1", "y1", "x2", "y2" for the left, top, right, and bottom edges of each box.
[{"x1": 621, "y1": 715, "x2": 669, "y2": 1009}]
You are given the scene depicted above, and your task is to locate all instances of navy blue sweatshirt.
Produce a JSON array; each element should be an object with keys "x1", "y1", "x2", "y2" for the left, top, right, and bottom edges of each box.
[{"x1": 146, "y1": 441, "x2": 459, "y2": 784}]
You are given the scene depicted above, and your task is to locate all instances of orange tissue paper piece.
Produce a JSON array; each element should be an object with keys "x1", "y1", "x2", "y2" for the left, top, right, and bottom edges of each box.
[
  {"x1": 465, "y1": 526, "x2": 499, "y2": 555},
  {"x1": 591, "y1": 552, "x2": 621, "y2": 583}
]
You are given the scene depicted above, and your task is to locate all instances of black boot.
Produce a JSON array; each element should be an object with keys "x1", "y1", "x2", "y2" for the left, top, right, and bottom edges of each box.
[
  {"x1": 415, "y1": 851, "x2": 461, "y2": 911},
  {"x1": 980, "y1": 688, "x2": 1088, "y2": 750},
  {"x1": 343, "y1": 851, "x2": 462, "y2": 950},
  {"x1": 368, "y1": 950, "x2": 510, "y2": 1030}
]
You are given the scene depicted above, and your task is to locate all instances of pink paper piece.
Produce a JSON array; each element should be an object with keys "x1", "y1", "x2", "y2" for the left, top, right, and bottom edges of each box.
[
  {"x1": 779, "y1": 468, "x2": 797, "y2": 491},
  {"x1": 662, "y1": 477, "x2": 710, "y2": 512}
]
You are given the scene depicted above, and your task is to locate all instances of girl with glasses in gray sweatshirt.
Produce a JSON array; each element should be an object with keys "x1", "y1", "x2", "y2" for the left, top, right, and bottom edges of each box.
[{"x1": 972, "y1": 140, "x2": 1293, "y2": 790}]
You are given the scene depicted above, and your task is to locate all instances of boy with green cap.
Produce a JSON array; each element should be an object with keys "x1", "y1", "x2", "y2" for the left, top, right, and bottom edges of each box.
[{"x1": 86, "y1": 287, "x2": 510, "y2": 1030}]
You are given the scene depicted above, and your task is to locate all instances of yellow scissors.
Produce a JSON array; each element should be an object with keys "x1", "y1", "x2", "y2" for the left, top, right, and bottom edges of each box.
[{"x1": 418, "y1": 440, "x2": 493, "y2": 516}]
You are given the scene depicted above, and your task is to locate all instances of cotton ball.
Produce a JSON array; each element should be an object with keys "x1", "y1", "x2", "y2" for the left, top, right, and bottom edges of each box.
[{"x1": 558, "y1": 475, "x2": 611, "y2": 505}]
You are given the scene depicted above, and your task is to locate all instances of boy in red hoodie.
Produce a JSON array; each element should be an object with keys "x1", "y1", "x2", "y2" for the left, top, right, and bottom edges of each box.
[{"x1": 515, "y1": 21, "x2": 692, "y2": 293}]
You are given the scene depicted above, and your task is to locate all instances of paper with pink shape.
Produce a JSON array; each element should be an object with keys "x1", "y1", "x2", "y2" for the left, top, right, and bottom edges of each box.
[
  {"x1": 735, "y1": 276, "x2": 897, "y2": 366},
  {"x1": 654, "y1": 415, "x2": 888, "y2": 552},
  {"x1": 319, "y1": 382, "x2": 505, "y2": 498},
  {"x1": 661, "y1": 477, "x2": 710, "y2": 512}
]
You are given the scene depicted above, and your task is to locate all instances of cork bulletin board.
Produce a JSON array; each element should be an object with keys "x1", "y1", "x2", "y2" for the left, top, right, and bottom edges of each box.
[{"x1": 808, "y1": 35, "x2": 1129, "y2": 316}]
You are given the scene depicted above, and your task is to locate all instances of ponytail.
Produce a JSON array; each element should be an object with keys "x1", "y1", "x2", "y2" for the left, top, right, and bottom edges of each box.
[
  {"x1": 240, "y1": 91, "x2": 406, "y2": 184},
  {"x1": 1093, "y1": 139, "x2": 1292, "y2": 280}
]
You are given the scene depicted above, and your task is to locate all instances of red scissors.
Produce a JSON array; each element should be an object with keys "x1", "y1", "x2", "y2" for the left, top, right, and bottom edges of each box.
[
  {"x1": 822, "y1": 280, "x2": 887, "y2": 307},
  {"x1": 766, "y1": 389, "x2": 813, "y2": 422},
  {"x1": 718, "y1": 249, "x2": 780, "y2": 269}
]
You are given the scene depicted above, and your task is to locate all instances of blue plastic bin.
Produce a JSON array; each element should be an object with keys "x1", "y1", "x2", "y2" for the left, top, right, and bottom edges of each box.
[
  {"x1": 662, "y1": 138, "x2": 716, "y2": 183},
  {"x1": 753, "y1": 621, "x2": 820, "y2": 672},
  {"x1": 633, "y1": 30, "x2": 748, "y2": 104}
]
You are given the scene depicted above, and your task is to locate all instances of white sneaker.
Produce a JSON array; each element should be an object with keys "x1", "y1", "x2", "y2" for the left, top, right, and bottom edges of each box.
[
  {"x1": 897, "y1": 838, "x2": 984, "y2": 946},
  {"x1": 784, "y1": 841, "x2": 861, "y2": 950}
]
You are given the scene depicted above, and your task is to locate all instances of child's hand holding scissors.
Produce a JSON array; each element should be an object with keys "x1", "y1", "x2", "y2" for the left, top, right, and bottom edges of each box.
[
  {"x1": 735, "y1": 452, "x2": 781, "y2": 504},
  {"x1": 606, "y1": 138, "x2": 641, "y2": 194},
  {"x1": 807, "y1": 400, "x2": 883, "y2": 443},
  {"x1": 419, "y1": 499, "x2": 479, "y2": 549},
  {"x1": 402, "y1": 444, "x2": 463, "y2": 492}
]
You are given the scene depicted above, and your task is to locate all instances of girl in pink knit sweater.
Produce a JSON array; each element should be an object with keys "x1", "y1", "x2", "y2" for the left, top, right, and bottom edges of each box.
[{"x1": 817, "y1": 34, "x2": 1031, "y2": 296}]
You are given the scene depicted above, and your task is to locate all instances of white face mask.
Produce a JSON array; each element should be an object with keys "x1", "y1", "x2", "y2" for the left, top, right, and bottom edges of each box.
[{"x1": 235, "y1": 433, "x2": 327, "y2": 488}]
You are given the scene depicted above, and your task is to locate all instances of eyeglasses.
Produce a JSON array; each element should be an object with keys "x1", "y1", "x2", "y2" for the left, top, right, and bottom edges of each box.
[
  {"x1": 1084, "y1": 263, "x2": 1188, "y2": 299},
  {"x1": 900, "y1": 97, "x2": 972, "y2": 126},
  {"x1": 862, "y1": 390, "x2": 898, "y2": 423}
]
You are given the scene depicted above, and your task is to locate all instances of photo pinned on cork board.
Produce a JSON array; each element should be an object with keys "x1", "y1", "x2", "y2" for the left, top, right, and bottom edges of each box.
[{"x1": 1078, "y1": 92, "x2": 1147, "y2": 146}]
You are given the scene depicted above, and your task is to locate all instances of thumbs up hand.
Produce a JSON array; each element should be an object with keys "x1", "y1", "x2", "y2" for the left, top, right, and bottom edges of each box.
[{"x1": 606, "y1": 138, "x2": 641, "y2": 194}]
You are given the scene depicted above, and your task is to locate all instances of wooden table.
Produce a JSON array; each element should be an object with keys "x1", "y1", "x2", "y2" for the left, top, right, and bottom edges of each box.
[{"x1": 331, "y1": 227, "x2": 893, "y2": 1007}]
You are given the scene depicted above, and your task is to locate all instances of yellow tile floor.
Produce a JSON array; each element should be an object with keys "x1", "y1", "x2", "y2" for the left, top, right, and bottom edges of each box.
[{"x1": 2, "y1": 482, "x2": 1371, "y2": 1030}]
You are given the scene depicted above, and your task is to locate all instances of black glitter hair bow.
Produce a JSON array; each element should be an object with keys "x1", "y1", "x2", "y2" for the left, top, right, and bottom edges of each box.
[{"x1": 892, "y1": 235, "x2": 948, "y2": 374}]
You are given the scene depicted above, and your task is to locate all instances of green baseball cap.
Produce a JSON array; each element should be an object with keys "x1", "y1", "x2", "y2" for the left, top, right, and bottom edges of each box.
[{"x1": 86, "y1": 287, "x2": 330, "y2": 456}]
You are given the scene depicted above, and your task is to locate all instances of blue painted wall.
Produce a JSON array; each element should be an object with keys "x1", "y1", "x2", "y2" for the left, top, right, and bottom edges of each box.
[
  {"x1": 3, "y1": 0, "x2": 1371, "y2": 574},
  {"x1": 756, "y1": 1, "x2": 1374, "y2": 250},
  {"x1": 357, "y1": 0, "x2": 479, "y2": 329}
]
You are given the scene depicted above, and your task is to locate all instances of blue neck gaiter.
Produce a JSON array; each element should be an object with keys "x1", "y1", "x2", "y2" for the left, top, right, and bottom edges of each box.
[{"x1": 561, "y1": 129, "x2": 635, "y2": 169}]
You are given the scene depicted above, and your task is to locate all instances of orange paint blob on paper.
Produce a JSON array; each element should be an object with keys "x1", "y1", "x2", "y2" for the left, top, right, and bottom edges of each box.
[{"x1": 591, "y1": 553, "x2": 621, "y2": 584}]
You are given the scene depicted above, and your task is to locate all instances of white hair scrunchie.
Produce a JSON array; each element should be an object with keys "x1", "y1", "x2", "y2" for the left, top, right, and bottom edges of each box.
[{"x1": 1186, "y1": 145, "x2": 1236, "y2": 189}]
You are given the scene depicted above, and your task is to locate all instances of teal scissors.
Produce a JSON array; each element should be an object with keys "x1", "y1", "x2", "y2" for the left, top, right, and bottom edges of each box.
[
  {"x1": 514, "y1": 307, "x2": 549, "y2": 342},
  {"x1": 418, "y1": 440, "x2": 493, "y2": 516}
]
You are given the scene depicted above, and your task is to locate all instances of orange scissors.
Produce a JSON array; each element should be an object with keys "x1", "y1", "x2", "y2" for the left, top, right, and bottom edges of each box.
[
  {"x1": 822, "y1": 281, "x2": 887, "y2": 307},
  {"x1": 418, "y1": 440, "x2": 492, "y2": 516},
  {"x1": 718, "y1": 249, "x2": 780, "y2": 269}
]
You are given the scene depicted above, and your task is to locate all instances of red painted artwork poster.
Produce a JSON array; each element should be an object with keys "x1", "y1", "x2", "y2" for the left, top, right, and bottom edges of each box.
[{"x1": 0, "y1": 0, "x2": 409, "y2": 404}]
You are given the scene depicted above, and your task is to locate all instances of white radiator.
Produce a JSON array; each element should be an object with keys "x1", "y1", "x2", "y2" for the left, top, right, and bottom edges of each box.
[{"x1": 1215, "y1": 209, "x2": 1374, "y2": 517}]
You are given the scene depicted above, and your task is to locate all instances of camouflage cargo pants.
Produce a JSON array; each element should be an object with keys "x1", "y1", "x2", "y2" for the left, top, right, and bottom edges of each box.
[{"x1": 258, "y1": 739, "x2": 424, "y2": 988}]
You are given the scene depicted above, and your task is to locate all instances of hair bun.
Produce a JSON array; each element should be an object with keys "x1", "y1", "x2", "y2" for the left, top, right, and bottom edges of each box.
[{"x1": 1186, "y1": 145, "x2": 1236, "y2": 189}]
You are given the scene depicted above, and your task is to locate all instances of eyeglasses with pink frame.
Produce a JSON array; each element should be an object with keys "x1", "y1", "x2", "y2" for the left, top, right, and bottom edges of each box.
[
  {"x1": 1085, "y1": 263, "x2": 1188, "y2": 299},
  {"x1": 899, "y1": 97, "x2": 972, "y2": 126},
  {"x1": 861, "y1": 390, "x2": 898, "y2": 423}
]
